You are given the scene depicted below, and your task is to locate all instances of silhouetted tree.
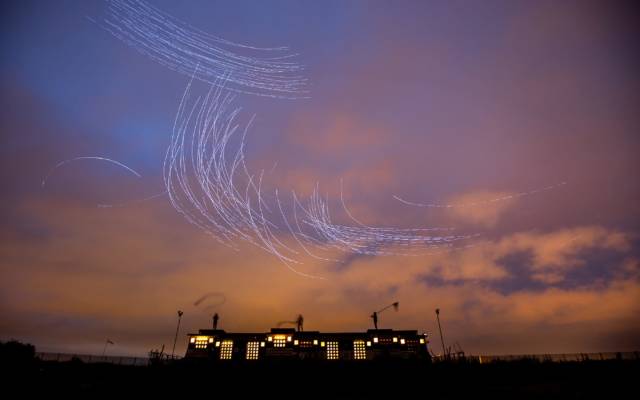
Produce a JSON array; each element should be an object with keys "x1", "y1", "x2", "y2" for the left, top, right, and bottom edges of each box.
[{"x1": 0, "y1": 340, "x2": 36, "y2": 367}]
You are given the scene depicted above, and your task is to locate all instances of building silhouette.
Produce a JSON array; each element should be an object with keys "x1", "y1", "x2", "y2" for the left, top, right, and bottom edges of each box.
[{"x1": 185, "y1": 327, "x2": 430, "y2": 361}]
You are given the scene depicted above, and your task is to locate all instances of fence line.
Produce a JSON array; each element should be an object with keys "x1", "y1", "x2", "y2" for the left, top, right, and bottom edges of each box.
[
  {"x1": 36, "y1": 352, "x2": 150, "y2": 366},
  {"x1": 36, "y1": 351, "x2": 639, "y2": 365},
  {"x1": 464, "y1": 351, "x2": 640, "y2": 363}
]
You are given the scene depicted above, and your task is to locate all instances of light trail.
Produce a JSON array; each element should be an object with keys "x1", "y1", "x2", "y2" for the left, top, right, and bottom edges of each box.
[
  {"x1": 97, "y1": 190, "x2": 167, "y2": 208},
  {"x1": 97, "y1": 0, "x2": 308, "y2": 98},
  {"x1": 393, "y1": 182, "x2": 567, "y2": 208},
  {"x1": 84, "y1": 4, "x2": 567, "y2": 279},
  {"x1": 41, "y1": 156, "x2": 141, "y2": 188},
  {"x1": 163, "y1": 78, "x2": 477, "y2": 279}
]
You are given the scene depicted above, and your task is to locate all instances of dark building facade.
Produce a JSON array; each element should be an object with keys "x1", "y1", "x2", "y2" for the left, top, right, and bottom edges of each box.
[{"x1": 185, "y1": 328, "x2": 430, "y2": 362}]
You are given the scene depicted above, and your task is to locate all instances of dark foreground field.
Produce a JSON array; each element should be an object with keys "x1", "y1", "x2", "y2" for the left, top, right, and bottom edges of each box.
[{"x1": 3, "y1": 355, "x2": 639, "y2": 399}]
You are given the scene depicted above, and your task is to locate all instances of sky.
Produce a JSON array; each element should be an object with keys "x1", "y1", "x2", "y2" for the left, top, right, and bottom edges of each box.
[{"x1": 1, "y1": 0, "x2": 639, "y2": 357}]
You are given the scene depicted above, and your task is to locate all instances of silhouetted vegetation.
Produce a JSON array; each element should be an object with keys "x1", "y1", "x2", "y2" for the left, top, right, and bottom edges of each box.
[{"x1": 0, "y1": 340, "x2": 36, "y2": 366}]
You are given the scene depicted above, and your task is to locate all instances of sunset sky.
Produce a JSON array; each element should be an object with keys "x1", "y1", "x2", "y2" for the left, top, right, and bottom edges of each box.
[{"x1": 1, "y1": 0, "x2": 639, "y2": 357}]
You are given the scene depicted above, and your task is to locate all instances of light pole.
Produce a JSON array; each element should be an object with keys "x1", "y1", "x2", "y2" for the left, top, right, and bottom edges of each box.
[
  {"x1": 102, "y1": 339, "x2": 114, "y2": 358},
  {"x1": 435, "y1": 308, "x2": 446, "y2": 358},
  {"x1": 172, "y1": 310, "x2": 184, "y2": 358},
  {"x1": 371, "y1": 301, "x2": 399, "y2": 329}
]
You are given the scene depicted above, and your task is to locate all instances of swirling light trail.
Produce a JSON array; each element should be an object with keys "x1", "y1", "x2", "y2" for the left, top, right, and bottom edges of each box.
[
  {"x1": 97, "y1": 0, "x2": 308, "y2": 98},
  {"x1": 163, "y1": 78, "x2": 476, "y2": 279}
]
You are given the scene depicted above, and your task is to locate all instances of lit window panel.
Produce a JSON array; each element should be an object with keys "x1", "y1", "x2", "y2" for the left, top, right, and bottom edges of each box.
[
  {"x1": 273, "y1": 334, "x2": 287, "y2": 348},
  {"x1": 219, "y1": 340, "x2": 233, "y2": 360},
  {"x1": 326, "y1": 341, "x2": 339, "y2": 360},
  {"x1": 246, "y1": 341, "x2": 260, "y2": 360},
  {"x1": 353, "y1": 340, "x2": 366, "y2": 360},
  {"x1": 194, "y1": 336, "x2": 210, "y2": 349}
]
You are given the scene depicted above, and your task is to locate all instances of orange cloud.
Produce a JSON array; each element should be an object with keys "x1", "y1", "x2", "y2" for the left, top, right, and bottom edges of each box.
[
  {"x1": 444, "y1": 190, "x2": 517, "y2": 227},
  {"x1": 495, "y1": 227, "x2": 630, "y2": 283},
  {"x1": 286, "y1": 112, "x2": 389, "y2": 156},
  {"x1": 1, "y1": 195, "x2": 637, "y2": 356}
]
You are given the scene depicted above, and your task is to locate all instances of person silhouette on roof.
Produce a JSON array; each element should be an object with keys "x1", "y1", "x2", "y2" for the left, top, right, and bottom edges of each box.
[
  {"x1": 213, "y1": 313, "x2": 219, "y2": 330},
  {"x1": 371, "y1": 312, "x2": 378, "y2": 329}
]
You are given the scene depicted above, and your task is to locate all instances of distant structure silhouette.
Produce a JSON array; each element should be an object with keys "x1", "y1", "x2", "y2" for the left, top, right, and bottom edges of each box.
[
  {"x1": 172, "y1": 310, "x2": 183, "y2": 358},
  {"x1": 102, "y1": 339, "x2": 114, "y2": 357},
  {"x1": 277, "y1": 314, "x2": 304, "y2": 332},
  {"x1": 213, "y1": 313, "x2": 219, "y2": 330},
  {"x1": 435, "y1": 308, "x2": 446, "y2": 358},
  {"x1": 186, "y1": 326, "x2": 429, "y2": 362},
  {"x1": 371, "y1": 302, "x2": 399, "y2": 329}
]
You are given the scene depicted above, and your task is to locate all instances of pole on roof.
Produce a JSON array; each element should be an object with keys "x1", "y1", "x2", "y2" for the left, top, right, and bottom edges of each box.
[
  {"x1": 435, "y1": 308, "x2": 446, "y2": 358},
  {"x1": 371, "y1": 302, "x2": 399, "y2": 329},
  {"x1": 172, "y1": 310, "x2": 183, "y2": 358}
]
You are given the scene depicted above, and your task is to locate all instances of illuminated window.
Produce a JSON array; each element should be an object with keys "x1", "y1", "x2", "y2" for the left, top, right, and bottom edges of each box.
[
  {"x1": 219, "y1": 340, "x2": 233, "y2": 360},
  {"x1": 287, "y1": 336, "x2": 292, "y2": 342},
  {"x1": 313, "y1": 340, "x2": 318, "y2": 345},
  {"x1": 419, "y1": 338, "x2": 425, "y2": 344},
  {"x1": 400, "y1": 339, "x2": 406, "y2": 345},
  {"x1": 189, "y1": 337, "x2": 195, "y2": 343},
  {"x1": 246, "y1": 342, "x2": 259, "y2": 360},
  {"x1": 326, "y1": 341, "x2": 339, "y2": 360},
  {"x1": 366, "y1": 341, "x2": 372, "y2": 347},
  {"x1": 194, "y1": 336, "x2": 210, "y2": 349},
  {"x1": 267, "y1": 336, "x2": 273, "y2": 342},
  {"x1": 294, "y1": 340, "x2": 299, "y2": 345},
  {"x1": 273, "y1": 334, "x2": 287, "y2": 348},
  {"x1": 393, "y1": 337, "x2": 398, "y2": 343},
  {"x1": 373, "y1": 337, "x2": 379, "y2": 343},
  {"x1": 353, "y1": 340, "x2": 366, "y2": 360},
  {"x1": 260, "y1": 342, "x2": 265, "y2": 347}
]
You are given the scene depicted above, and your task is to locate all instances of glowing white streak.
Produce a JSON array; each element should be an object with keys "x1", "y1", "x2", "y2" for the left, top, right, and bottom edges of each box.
[
  {"x1": 99, "y1": 0, "x2": 308, "y2": 98},
  {"x1": 98, "y1": 190, "x2": 167, "y2": 208},
  {"x1": 393, "y1": 182, "x2": 567, "y2": 208},
  {"x1": 42, "y1": 156, "x2": 141, "y2": 188},
  {"x1": 276, "y1": 189, "x2": 341, "y2": 263},
  {"x1": 164, "y1": 77, "x2": 478, "y2": 279}
]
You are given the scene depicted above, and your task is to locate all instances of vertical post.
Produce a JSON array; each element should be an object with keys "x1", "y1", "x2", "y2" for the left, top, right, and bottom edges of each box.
[
  {"x1": 172, "y1": 310, "x2": 184, "y2": 358},
  {"x1": 435, "y1": 308, "x2": 446, "y2": 358},
  {"x1": 102, "y1": 340, "x2": 109, "y2": 357}
]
